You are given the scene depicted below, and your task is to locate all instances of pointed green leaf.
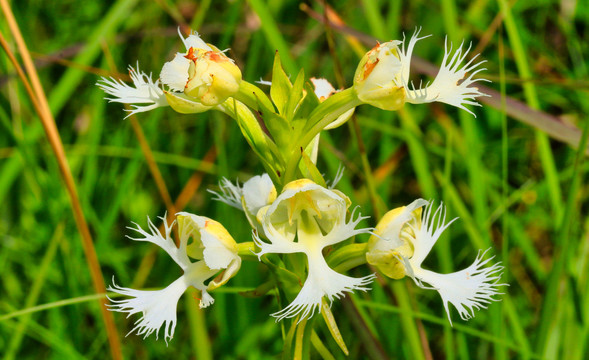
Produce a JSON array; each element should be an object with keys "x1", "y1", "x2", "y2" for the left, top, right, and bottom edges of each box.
[
  {"x1": 282, "y1": 318, "x2": 298, "y2": 360},
  {"x1": 233, "y1": 80, "x2": 274, "y2": 112},
  {"x1": 285, "y1": 69, "x2": 306, "y2": 121},
  {"x1": 299, "y1": 150, "x2": 326, "y2": 187},
  {"x1": 321, "y1": 299, "x2": 349, "y2": 356},
  {"x1": 271, "y1": 51, "x2": 293, "y2": 115},
  {"x1": 255, "y1": 92, "x2": 291, "y2": 151},
  {"x1": 217, "y1": 100, "x2": 284, "y2": 184}
]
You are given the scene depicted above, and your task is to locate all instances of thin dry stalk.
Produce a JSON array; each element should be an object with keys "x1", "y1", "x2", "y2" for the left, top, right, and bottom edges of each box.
[{"x1": 0, "y1": 2, "x2": 123, "y2": 359}]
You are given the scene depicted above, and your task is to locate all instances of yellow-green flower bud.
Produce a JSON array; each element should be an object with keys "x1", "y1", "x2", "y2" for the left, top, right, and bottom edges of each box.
[
  {"x1": 160, "y1": 31, "x2": 242, "y2": 107},
  {"x1": 366, "y1": 199, "x2": 427, "y2": 279},
  {"x1": 353, "y1": 41, "x2": 406, "y2": 111},
  {"x1": 184, "y1": 49, "x2": 242, "y2": 106}
]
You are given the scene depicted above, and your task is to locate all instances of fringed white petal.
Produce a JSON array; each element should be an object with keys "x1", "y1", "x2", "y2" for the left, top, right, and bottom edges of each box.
[
  {"x1": 178, "y1": 27, "x2": 212, "y2": 51},
  {"x1": 272, "y1": 251, "x2": 375, "y2": 322},
  {"x1": 405, "y1": 37, "x2": 490, "y2": 116},
  {"x1": 126, "y1": 215, "x2": 191, "y2": 270},
  {"x1": 400, "y1": 201, "x2": 505, "y2": 325},
  {"x1": 252, "y1": 229, "x2": 304, "y2": 259},
  {"x1": 408, "y1": 201, "x2": 457, "y2": 269},
  {"x1": 397, "y1": 27, "x2": 431, "y2": 88},
  {"x1": 411, "y1": 250, "x2": 505, "y2": 325},
  {"x1": 327, "y1": 164, "x2": 345, "y2": 189},
  {"x1": 207, "y1": 178, "x2": 243, "y2": 210},
  {"x1": 96, "y1": 64, "x2": 168, "y2": 118},
  {"x1": 160, "y1": 53, "x2": 191, "y2": 92},
  {"x1": 319, "y1": 205, "x2": 372, "y2": 247},
  {"x1": 107, "y1": 276, "x2": 189, "y2": 344}
]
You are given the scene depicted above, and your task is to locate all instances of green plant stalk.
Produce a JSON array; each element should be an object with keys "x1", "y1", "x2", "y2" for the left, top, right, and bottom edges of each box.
[
  {"x1": 217, "y1": 100, "x2": 283, "y2": 185},
  {"x1": 283, "y1": 89, "x2": 361, "y2": 185},
  {"x1": 310, "y1": 330, "x2": 336, "y2": 360},
  {"x1": 537, "y1": 117, "x2": 589, "y2": 355},
  {"x1": 497, "y1": 0, "x2": 562, "y2": 221},
  {"x1": 5, "y1": 224, "x2": 63, "y2": 360},
  {"x1": 498, "y1": 22, "x2": 511, "y2": 360},
  {"x1": 186, "y1": 288, "x2": 213, "y2": 360}
]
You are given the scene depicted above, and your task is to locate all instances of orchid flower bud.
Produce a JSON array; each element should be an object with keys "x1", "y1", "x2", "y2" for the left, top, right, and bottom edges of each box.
[
  {"x1": 160, "y1": 29, "x2": 242, "y2": 108},
  {"x1": 208, "y1": 174, "x2": 277, "y2": 234}
]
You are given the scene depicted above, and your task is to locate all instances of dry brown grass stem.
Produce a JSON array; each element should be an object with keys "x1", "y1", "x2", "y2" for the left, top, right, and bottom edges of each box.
[{"x1": 0, "y1": 1, "x2": 123, "y2": 359}]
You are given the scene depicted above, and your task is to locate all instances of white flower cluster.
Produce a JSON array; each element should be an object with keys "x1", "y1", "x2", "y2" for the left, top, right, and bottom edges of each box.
[{"x1": 101, "y1": 28, "x2": 503, "y2": 345}]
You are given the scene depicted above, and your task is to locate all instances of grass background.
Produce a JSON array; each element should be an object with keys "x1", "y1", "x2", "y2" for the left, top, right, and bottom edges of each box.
[{"x1": 1, "y1": 0, "x2": 588, "y2": 358}]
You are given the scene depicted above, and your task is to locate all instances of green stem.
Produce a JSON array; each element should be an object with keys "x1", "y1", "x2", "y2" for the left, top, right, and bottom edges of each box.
[
  {"x1": 216, "y1": 100, "x2": 283, "y2": 185},
  {"x1": 283, "y1": 88, "x2": 362, "y2": 185}
]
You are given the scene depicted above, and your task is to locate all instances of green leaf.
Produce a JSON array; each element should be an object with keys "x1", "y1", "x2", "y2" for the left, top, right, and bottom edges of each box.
[
  {"x1": 321, "y1": 299, "x2": 349, "y2": 356},
  {"x1": 285, "y1": 69, "x2": 306, "y2": 121},
  {"x1": 233, "y1": 80, "x2": 274, "y2": 112},
  {"x1": 299, "y1": 150, "x2": 326, "y2": 187},
  {"x1": 271, "y1": 51, "x2": 293, "y2": 115},
  {"x1": 217, "y1": 99, "x2": 284, "y2": 183},
  {"x1": 282, "y1": 318, "x2": 298, "y2": 360},
  {"x1": 255, "y1": 92, "x2": 291, "y2": 151}
]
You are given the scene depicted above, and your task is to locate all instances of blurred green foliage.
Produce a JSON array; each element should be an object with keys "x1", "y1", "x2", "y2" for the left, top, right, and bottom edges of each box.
[{"x1": 1, "y1": 0, "x2": 588, "y2": 359}]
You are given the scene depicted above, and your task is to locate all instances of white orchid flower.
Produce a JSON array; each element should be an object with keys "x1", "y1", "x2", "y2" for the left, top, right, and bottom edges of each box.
[
  {"x1": 107, "y1": 213, "x2": 241, "y2": 343},
  {"x1": 208, "y1": 174, "x2": 277, "y2": 232},
  {"x1": 253, "y1": 179, "x2": 375, "y2": 322},
  {"x1": 96, "y1": 64, "x2": 168, "y2": 118},
  {"x1": 368, "y1": 199, "x2": 505, "y2": 325},
  {"x1": 354, "y1": 28, "x2": 489, "y2": 116}
]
